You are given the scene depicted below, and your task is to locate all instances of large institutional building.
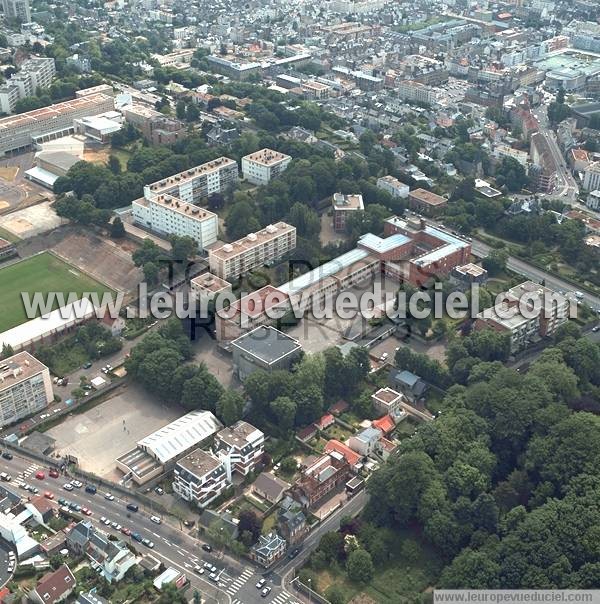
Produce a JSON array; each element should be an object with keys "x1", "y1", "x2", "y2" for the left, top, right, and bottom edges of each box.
[
  {"x1": 208, "y1": 222, "x2": 296, "y2": 280},
  {"x1": 0, "y1": 90, "x2": 115, "y2": 156},
  {"x1": 215, "y1": 215, "x2": 471, "y2": 342},
  {"x1": 0, "y1": 352, "x2": 53, "y2": 428},
  {"x1": 132, "y1": 157, "x2": 240, "y2": 250}
]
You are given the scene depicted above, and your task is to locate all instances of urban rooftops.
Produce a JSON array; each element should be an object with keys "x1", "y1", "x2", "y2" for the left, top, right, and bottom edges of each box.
[
  {"x1": 243, "y1": 148, "x2": 291, "y2": 167},
  {"x1": 147, "y1": 157, "x2": 237, "y2": 193},
  {"x1": 0, "y1": 352, "x2": 48, "y2": 393}
]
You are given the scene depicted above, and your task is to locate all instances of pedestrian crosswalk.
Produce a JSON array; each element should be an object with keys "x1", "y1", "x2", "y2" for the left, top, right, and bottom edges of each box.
[
  {"x1": 21, "y1": 463, "x2": 40, "y2": 479},
  {"x1": 231, "y1": 592, "x2": 300, "y2": 604},
  {"x1": 226, "y1": 567, "x2": 253, "y2": 595}
]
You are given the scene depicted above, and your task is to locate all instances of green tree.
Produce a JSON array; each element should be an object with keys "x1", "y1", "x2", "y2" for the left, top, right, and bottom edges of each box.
[
  {"x1": 346, "y1": 549, "x2": 374, "y2": 583},
  {"x1": 270, "y1": 396, "x2": 297, "y2": 431},
  {"x1": 216, "y1": 390, "x2": 244, "y2": 425},
  {"x1": 110, "y1": 217, "x2": 126, "y2": 238}
]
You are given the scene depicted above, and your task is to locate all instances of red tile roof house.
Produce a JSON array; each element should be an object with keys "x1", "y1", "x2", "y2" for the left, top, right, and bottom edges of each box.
[
  {"x1": 372, "y1": 414, "x2": 396, "y2": 436},
  {"x1": 29, "y1": 564, "x2": 76, "y2": 604},
  {"x1": 324, "y1": 439, "x2": 361, "y2": 470},
  {"x1": 314, "y1": 413, "x2": 335, "y2": 431}
]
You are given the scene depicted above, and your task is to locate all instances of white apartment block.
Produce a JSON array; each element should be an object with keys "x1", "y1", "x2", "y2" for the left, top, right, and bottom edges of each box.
[
  {"x1": 586, "y1": 190, "x2": 600, "y2": 210},
  {"x1": 132, "y1": 194, "x2": 218, "y2": 251},
  {"x1": 172, "y1": 448, "x2": 228, "y2": 508},
  {"x1": 0, "y1": 352, "x2": 53, "y2": 428},
  {"x1": 396, "y1": 80, "x2": 439, "y2": 105},
  {"x1": 1, "y1": 0, "x2": 30, "y2": 22},
  {"x1": 208, "y1": 222, "x2": 296, "y2": 280},
  {"x1": 0, "y1": 92, "x2": 115, "y2": 156},
  {"x1": 213, "y1": 421, "x2": 265, "y2": 481},
  {"x1": 377, "y1": 175, "x2": 409, "y2": 198},
  {"x1": 241, "y1": 148, "x2": 292, "y2": 185},
  {"x1": 145, "y1": 157, "x2": 238, "y2": 204},
  {"x1": 0, "y1": 57, "x2": 55, "y2": 114},
  {"x1": 583, "y1": 162, "x2": 600, "y2": 191}
]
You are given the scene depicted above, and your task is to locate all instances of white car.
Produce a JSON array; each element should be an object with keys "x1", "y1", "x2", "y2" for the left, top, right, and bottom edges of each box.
[
  {"x1": 63, "y1": 483, "x2": 73, "y2": 491},
  {"x1": 71, "y1": 480, "x2": 82, "y2": 488},
  {"x1": 256, "y1": 578, "x2": 266, "y2": 589},
  {"x1": 104, "y1": 492, "x2": 115, "y2": 501},
  {"x1": 150, "y1": 515, "x2": 161, "y2": 524}
]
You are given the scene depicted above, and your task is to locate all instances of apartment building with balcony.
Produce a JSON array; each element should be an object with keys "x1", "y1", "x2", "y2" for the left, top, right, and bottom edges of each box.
[
  {"x1": 474, "y1": 280, "x2": 569, "y2": 352},
  {"x1": 241, "y1": 148, "x2": 292, "y2": 185},
  {"x1": 132, "y1": 194, "x2": 218, "y2": 251},
  {"x1": 208, "y1": 222, "x2": 296, "y2": 280},
  {"x1": 213, "y1": 420, "x2": 265, "y2": 481},
  {"x1": 0, "y1": 352, "x2": 53, "y2": 428},
  {"x1": 145, "y1": 157, "x2": 238, "y2": 204},
  {"x1": 172, "y1": 448, "x2": 228, "y2": 508}
]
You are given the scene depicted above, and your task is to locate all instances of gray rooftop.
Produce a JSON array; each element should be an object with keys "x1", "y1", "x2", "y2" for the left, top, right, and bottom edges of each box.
[{"x1": 231, "y1": 325, "x2": 302, "y2": 364}]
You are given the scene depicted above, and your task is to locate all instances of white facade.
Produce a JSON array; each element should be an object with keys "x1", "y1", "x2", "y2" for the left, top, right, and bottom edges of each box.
[
  {"x1": 583, "y1": 162, "x2": 600, "y2": 191},
  {"x1": 1, "y1": 0, "x2": 30, "y2": 22},
  {"x1": 0, "y1": 57, "x2": 55, "y2": 114},
  {"x1": 0, "y1": 352, "x2": 53, "y2": 428},
  {"x1": 241, "y1": 148, "x2": 292, "y2": 185},
  {"x1": 396, "y1": 80, "x2": 439, "y2": 105},
  {"x1": 377, "y1": 175, "x2": 409, "y2": 198},
  {"x1": 208, "y1": 222, "x2": 297, "y2": 280},
  {"x1": 132, "y1": 194, "x2": 218, "y2": 251},
  {"x1": 214, "y1": 421, "x2": 265, "y2": 481},
  {"x1": 586, "y1": 190, "x2": 600, "y2": 210},
  {"x1": 172, "y1": 449, "x2": 228, "y2": 508}
]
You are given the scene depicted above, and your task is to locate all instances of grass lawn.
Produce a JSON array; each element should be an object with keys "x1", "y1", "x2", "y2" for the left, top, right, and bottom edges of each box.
[
  {"x1": 314, "y1": 528, "x2": 444, "y2": 603},
  {"x1": 326, "y1": 423, "x2": 354, "y2": 442},
  {"x1": 111, "y1": 148, "x2": 132, "y2": 171},
  {"x1": 0, "y1": 252, "x2": 112, "y2": 333},
  {"x1": 262, "y1": 511, "x2": 277, "y2": 535}
]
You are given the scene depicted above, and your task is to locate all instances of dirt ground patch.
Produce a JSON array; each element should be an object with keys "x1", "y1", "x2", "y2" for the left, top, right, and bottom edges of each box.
[
  {"x1": 46, "y1": 383, "x2": 183, "y2": 480},
  {"x1": 83, "y1": 148, "x2": 110, "y2": 164},
  {"x1": 0, "y1": 201, "x2": 65, "y2": 238},
  {"x1": 0, "y1": 167, "x2": 18, "y2": 181}
]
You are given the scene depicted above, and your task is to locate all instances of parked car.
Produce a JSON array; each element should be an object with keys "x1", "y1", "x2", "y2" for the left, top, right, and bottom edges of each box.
[
  {"x1": 126, "y1": 503, "x2": 138, "y2": 512},
  {"x1": 121, "y1": 527, "x2": 131, "y2": 536},
  {"x1": 132, "y1": 532, "x2": 143, "y2": 542},
  {"x1": 82, "y1": 362, "x2": 92, "y2": 369},
  {"x1": 105, "y1": 492, "x2": 115, "y2": 501},
  {"x1": 35, "y1": 471, "x2": 45, "y2": 480},
  {"x1": 261, "y1": 587, "x2": 272, "y2": 598},
  {"x1": 63, "y1": 483, "x2": 73, "y2": 491},
  {"x1": 202, "y1": 544, "x2": 212, "y2": 553},
  {"x1": 0, "y1": 472, "x2": 11, "y2": 482},
  {"x1": 256, "y1": 579, "x2": 266, "y2": 589},
  {"x1": 71, "y1": 480, "x2": 82, "y2": 488},
  {"x1": 44, "y1": 492, "x2": 54, "y2": 500},
  {"x1": 150, "y1": 516, "x2": 161, "y2": 524},
  {"x1": 85, "y1": 485, "x2": 97, "y2": 494},
  {"x1": 49, "y1": 469, "x2": 59, "y2": 478},
  {"x1": 2, "y1": 452, "x2": 13, "y2": 460},
  {"x1": 142, "y1": 539, "x2": 154, "y2": 549}
]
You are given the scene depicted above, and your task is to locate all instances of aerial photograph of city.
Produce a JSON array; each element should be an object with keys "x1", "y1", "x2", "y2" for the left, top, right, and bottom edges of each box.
[{"x1": 0, "y1": 0, "x2": 598, "y2": 601}]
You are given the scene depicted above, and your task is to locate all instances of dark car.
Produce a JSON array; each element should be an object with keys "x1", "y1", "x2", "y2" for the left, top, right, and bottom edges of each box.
[
  {"x1": 2, "y1": 452, "x2": 13, "y2": 460},
  {"x1": 82, "y1": 362, "x2": 92, "y2": 369},
  {"x1": 126, "y1": 503, "x2": 138, "y2": 512},
  {"x1": 288, "y1": 547, "x2": 301, "y2": 559},
  {"x1": 85, "y1": 485, "x2": 97, "y2": 494},
  {"x1": 132, "y1": 532, "x2": 143, "y2": 542},
  {"x1": 202, "y1": 544, "x2": 212, "y2": 553}
]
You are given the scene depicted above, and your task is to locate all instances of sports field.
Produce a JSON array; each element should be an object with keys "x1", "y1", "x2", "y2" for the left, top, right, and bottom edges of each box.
[{"x1": 0, "y1": 252, "x2": 112, "y2": 333}]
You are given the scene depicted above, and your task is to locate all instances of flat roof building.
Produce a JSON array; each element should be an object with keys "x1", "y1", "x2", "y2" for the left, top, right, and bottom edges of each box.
[
  {"x1": 408, "y1": 188, "x2": 447, "y2": 214},
  {"x1": 241, "y1": 148, "x2": 292, "y2": 185},
  {"x1": 172, "y1": 448, "x2": 228, "y2": 508},
  {"x1": 231, "y1": 325, "x2": 303, "y2": 381},
  {"x1": 208, "y1": 222, "x2": 296, "y2": 280},
  {"x1": 0, "y1": 352, "x2": 53, "y2": 428},
  {"x1": 332, "y1": 192, "x2": 364, "y2": 232}
]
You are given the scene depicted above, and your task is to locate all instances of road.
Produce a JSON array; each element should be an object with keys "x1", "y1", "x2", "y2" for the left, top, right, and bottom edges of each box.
[
  {"x1": 0, "y1": 451, "x2": 302, "y2": 604},
  {"x1": 469, "y1": 237, "x2": 600, "y2": 313}
]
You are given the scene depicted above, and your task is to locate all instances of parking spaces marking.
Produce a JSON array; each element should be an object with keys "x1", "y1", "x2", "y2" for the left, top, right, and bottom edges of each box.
[
  {"x1": 272, "y1": 594, "x2": 295, "y2": 604},
  {"x1": 177, "y1": 549, "x2": 185, "y2": 556},
  {"x1": 163, "y1": 539, "x2": 172, "y2": 546}
]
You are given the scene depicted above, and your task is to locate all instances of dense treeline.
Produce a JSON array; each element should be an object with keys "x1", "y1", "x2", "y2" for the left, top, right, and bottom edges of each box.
[{"x1": 366, "y1": 329, "x2": 600, "y2": 589}]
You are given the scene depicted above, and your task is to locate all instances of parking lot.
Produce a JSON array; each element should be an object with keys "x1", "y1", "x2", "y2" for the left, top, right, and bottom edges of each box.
[{"x1": 46, "y1": 382, "x2": 182, "y2": 480}]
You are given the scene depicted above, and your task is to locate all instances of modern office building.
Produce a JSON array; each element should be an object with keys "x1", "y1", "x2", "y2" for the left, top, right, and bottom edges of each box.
[
  {"x1": 213, "y1": 420, "x2": 265, "y2": 481},
  {"x1": 208, "y1": 222, "x2": 296, "y2": 280},
  {"x1": 332, "y1": 192, "x2": 364, "y2": 232},
  {"x1": 172, "y1": 448, "x2": 228, "y2": 508},
  {"x1": 0, "y1": 57, "x2": 55, "y2": 114},
  {"x1": 0, "y1": 92, "x2": 115, "y2": 156},
  {"x1": 241, "y1": 148, "x2": 291, "y2": 185},
  {"x1": 0, "y1": 352, "x2": 53, "y2": 429},
  {"x1": 207, "y1": 56, "x2": 262, "y2": 81}
]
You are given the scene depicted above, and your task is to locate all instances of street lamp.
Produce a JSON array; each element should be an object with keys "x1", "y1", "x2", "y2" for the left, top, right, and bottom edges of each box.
[{"x1": 307, "y1": 578, "x2": 312, "y2": 604}]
